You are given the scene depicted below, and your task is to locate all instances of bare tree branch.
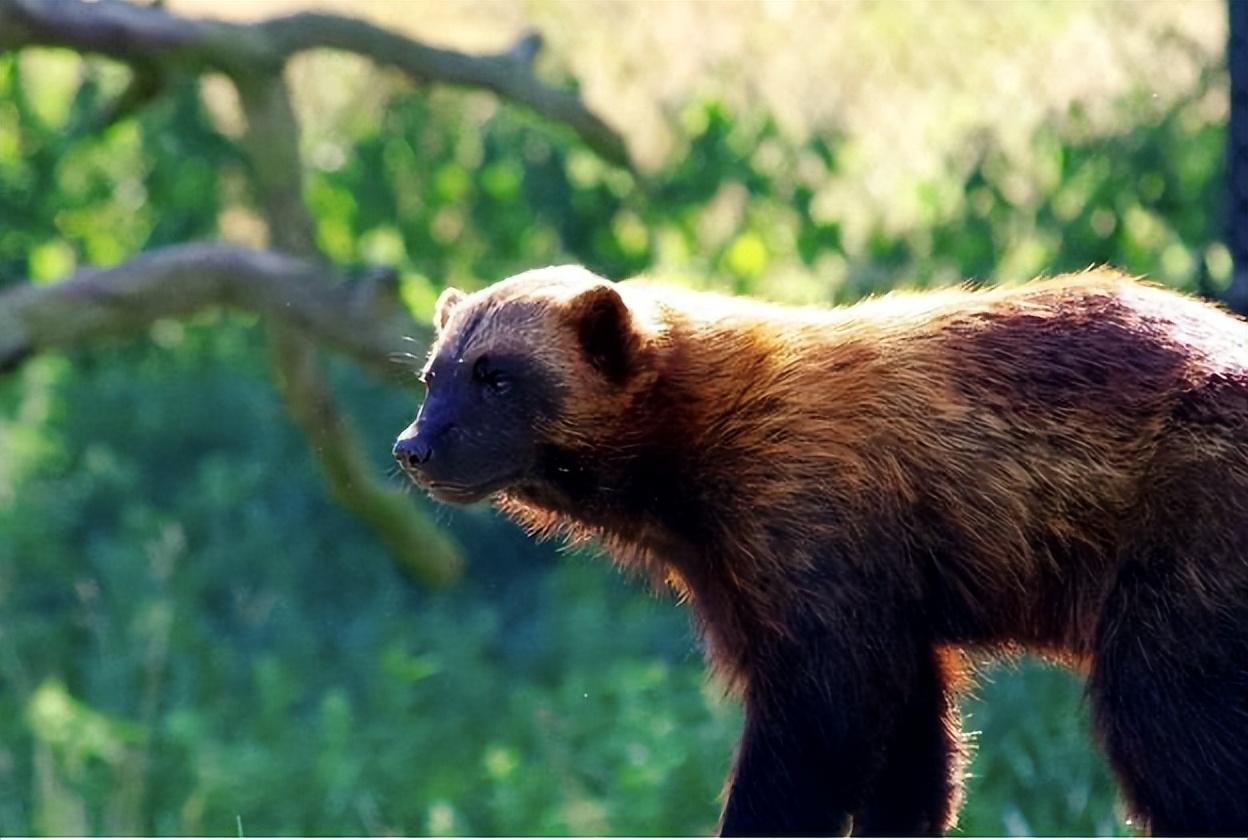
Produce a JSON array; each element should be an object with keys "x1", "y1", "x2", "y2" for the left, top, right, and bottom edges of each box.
[
  {"x1": 230, "y1": 65, "x2": 465, "y2": 587},
  {"x1": 0, "y1": 0, "x2": 483, "y2": 585},
  {"x1": 91, "y1": 58, "x2": 168, "y2": 131},
  {"x1": 0, "y1": 0, "x2": 624, "y2": 586},
  {"x1": 233, "y1": 74, "x2": 320, "y2": 256},
  {"x1": 0, "y1": 243, "x2": 423, "y2": 379},
  {"x1": 0, "y1": 0, "x2": 275, "y2": 75},
  {"x1": 269, "y1": 318, "x2": 463, "y2": 588},
  {"x1": 0, "y1": 242, "x2": 462, "y2": 585},
  {"x1": 0, "y1": 0, "x2": 631, "y2": 167}
]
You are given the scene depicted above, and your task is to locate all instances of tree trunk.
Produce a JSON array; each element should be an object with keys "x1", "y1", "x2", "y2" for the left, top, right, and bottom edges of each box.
[{"x1": 1227, "y1": 0, "x2": 1248, "y2": 314}]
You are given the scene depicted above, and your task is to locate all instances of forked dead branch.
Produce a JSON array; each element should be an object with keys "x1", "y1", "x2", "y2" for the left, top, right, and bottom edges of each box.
[{"x1": 0, "y1": 0, "x2": 632, "y2": 585}]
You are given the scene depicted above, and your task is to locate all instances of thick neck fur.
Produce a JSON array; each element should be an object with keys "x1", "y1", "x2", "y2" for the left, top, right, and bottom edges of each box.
[{"x1": 504, "y1": 311, "x2": 831, "y2": 686}]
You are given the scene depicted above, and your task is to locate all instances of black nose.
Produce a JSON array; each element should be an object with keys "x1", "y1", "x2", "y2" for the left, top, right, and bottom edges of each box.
[{"x1": 393, "y1": 435, "x2": 432, "y2": 472}]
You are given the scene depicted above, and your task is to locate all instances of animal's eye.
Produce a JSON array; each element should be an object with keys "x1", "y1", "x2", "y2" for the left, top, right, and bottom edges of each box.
[{"x1": 473, "y1": 356, "x2": 512, "y2": 394}]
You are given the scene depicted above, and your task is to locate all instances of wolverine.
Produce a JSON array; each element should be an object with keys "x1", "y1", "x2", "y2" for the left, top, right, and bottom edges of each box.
[{"x1": 393, "y1": 265, "x2": 1248, "y2": 836}]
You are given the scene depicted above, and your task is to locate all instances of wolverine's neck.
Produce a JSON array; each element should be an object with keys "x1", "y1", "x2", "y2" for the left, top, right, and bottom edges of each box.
[
  {"x1": 502, "y1": 324, "x2": 816, "y2": 688},
  {"x1": 527, "y1": 315, "x2": 796, "y2": 531}
]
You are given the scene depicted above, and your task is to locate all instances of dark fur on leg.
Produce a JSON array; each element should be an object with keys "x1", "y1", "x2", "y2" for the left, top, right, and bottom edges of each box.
[
  {"x1": 719, "y1": 605, "x2": 926, "y2": 837},
  {"x1": 1090, "y1": 458, "x2": 1248, "y2": 836},
  {"x1": 720, "y1": 703, "x2": 856, "y2": 837},
  {"x1": 852, "y1": 648, "x2": 964, "y2": 836},
  {"x1": 1091, "y1": 576, "x2": 1248, "y2": 835}
]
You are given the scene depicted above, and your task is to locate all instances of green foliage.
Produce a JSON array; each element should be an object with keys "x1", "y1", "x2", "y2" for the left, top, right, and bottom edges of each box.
[
  {"x1": 0, "y1": 43, "x2": 1229, "y2": 835},
  {"x1": 0, "y1": 52, "x2": 236, "y2": 284}
]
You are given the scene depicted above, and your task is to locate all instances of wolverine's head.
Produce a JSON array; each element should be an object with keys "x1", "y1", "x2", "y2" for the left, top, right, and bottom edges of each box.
[{"x1": 393, "y1": 266, "x2": 653, "y2": 504}]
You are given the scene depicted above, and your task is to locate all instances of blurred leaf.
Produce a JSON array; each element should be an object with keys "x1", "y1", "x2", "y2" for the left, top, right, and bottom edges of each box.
[{"x1": 26, "y1": 680, "x2": 145, "y2": 768}]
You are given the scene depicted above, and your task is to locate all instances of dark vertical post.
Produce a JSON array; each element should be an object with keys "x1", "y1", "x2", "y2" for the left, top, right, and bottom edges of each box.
[{"x1": 1228, "y1": 0, "x2": 1248, "y2": 313}]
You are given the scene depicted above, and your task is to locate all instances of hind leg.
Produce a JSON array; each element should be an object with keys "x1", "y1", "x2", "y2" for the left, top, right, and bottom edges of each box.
[
  {"x1": 853, "y1": 648, "x2": 966, "y2": 837},
  {"x1": 1090, "y1": 560, "x2": 1248, "y2": 835}
]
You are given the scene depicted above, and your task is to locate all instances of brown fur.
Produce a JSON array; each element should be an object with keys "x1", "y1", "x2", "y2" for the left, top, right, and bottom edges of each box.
[{"x1": 400, "y1": 266, "x2": 1248, "y2": 835}]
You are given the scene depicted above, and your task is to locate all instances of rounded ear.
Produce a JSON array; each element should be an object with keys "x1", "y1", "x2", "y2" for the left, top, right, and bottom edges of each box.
[
  {"x1": 567, "y1": 284, "x2": 639, "y2": 383},
  {"x1": 433, "y1": 287, "x2": 466, "y2": 333}
]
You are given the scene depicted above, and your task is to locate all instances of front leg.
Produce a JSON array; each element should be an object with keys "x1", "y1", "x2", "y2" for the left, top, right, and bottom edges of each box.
[
  {"x1": 718, "y1": 613, "x2": 927, "y2": 837},
  {"x1": 852, "y1": 647, "x2": 963, "y2": 836},
  {"x1": 719, "y1": 698, "x2": 857, "y2": 836}
]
